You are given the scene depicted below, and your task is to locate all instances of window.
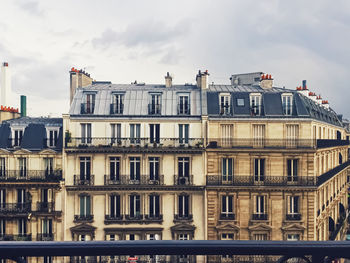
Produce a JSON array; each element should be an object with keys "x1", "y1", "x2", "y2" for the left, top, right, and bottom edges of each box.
[
  {"x1": 129, "y1": 157, "x2": 140, "y2": 181},
  {"x1": 82, "y1": 93, "x2": 95, "y2": 114},
  {"x1": 237, "y1": 98, "x2": 245, "y2": 107},
  {"x1": 179, "y1": 124, "x2": 189, "y2": 144},
  {"x1": 178, "y1": 95, "x2": 190, "y2": 115},
  {"x1": 253, "y1": 124, "x2": 265, "y2": 146},
  {"x1": 221, "y1": 233, "x2": 234, "y2": 240},
  {"x1": 220, "y1": 94, "x2": 231, "y2": 115},
  {"x1": 81, "y1": 123, "x2": 92, "y2": 144},
  {"x1": 254, "y1": 158, "x2": 265, "y2": 182},
  {"x1": 178, "y1": 157, "x2": 190, "y2": 184},
  {"x1": 288, "y1": 196, "x2": 299, "y2": 215},
  {"x1": 150, "y1": 124, "x2": 160, "y2": 144},
  {"x1": 0, "y1": 189, "x2": 5, "y2": 208},
  {"x1": 254, "y1": 195, "x2": 266, "y2": 219},
  {"x1": 111, "y1": 94, "x2": 124, "y2": 114},
  {"x1": 80, "y1": 195, "x2": 91, "y2": 217},
  {"x1": 221, "y1": 124, "x2": 233, "y2": 147},
  {"x1": 147, "y1": 233, "x2": 160, "y2": 240},
  {"x1": 250, "y1": 94, "x2": 261, "y2": 115},
  {"x1": 254, "y1": 234, "x2": 268, "y2": 240},
  {"x1": 18, "y1": 158, "x2": 27, "y2": 178},
  {"x1": 178, "y1": 234, "x2": 189, "y2": 240},
  {"x1": 0, "y1": 220, "x2": 5, "y2": 236},
  {"x1": 282, "y1": 94, "x2": 293, "y2": 115},
  {"x1": 287, "y1": 159, "x2": 298, "y2": 181},
  {"x1": 109, "y1": 157, "x2": 120, "y2": 181},
  {"x1": 44, "y1": 157, "x2": 53, "y2": 176},
  {"x1": 149, "y1": 94, "x2": 161, "y2": 115},
  {"x1": 286, "y1": 125, "x2": 299, "y2": 147},
  {"x1": 18, "y1": 219, "x2": 27, "y2": 235},
  {"x1": 42, "y1": 219, "x2": 52, "y2": 235},
  {"x1": 12, "y1": 128, "x2": 24, "y2": 147},
  {"x1": 130, "y1": 124, "x2": 141, "y2": 144},
  {"x1": 46, "y1": 128, "x2": 59, "y2": 147},
  {"x1": 110, "y1": 195, "x2": 121, "y2": 218},
  {"x1": 149, "y1": 195, "x2": 160, "y2": 218},
  {"x1": 129, "y1": 195, "x2": 141, "y2": 218},
  {"x1": 80, "y1": 157, "x2": 91, "y2": 182},
  {"x1": 178, "y1": 195, "x2": 189, "y2": 218},
  {"x1": 41, "y1": 189, "x2": 49, "y2": 210},
  {"x1": 149, "y1": 157, "x2": 159, "y2": 181},
  {"x1": 287, "y1": 234, "x2": 300, "y2": 241},
  {"x1": 221, "y1": 195, "x2": 234, "y2": 219},
  {"x1": 0, "y1": 158, "x2": 6, "y2": 177},
  {"x1": 222, "y1": 158, "x2": 233, "y2": 182},
  {"x1": 111, "y1": 124, "x2": 121, "y2": 144}
]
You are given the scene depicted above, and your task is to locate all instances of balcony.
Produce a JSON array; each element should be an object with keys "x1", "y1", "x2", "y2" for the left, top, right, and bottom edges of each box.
[
  {"x1": 220, "y1": 213, "x2": 236, "y2": 220},
  {"x1": 74, "y1": 215, "x2": 94, "y2": 223},
  {"x1": 0, "y1": 170, "x2": 62, "y2": 182},
  {"x1": 174, "y1": 214, "x2": 193, "y2": 222},
  {"x1": 252, "y1": 214, "x2": 268, "y2": 220},
  {"x1": 148, "y1": 104, "x2": 161, "y2": 115},
  {"x1": 144, "y1": 214, "x2": 163, "y2": 223},
  {"x1": 317, "y1": 160, "x2": 350, "y2": 186},
  {"x1": 74, "y1": 175, "x2": 94, "y2": 186},
  {"x1": 13, "y1": 234, "x2": 32, "y2": 241},
  {"x1": 104, "y1": 174, "x2": 164, "y2": 186},
  {"x1": 104, "y1": 214, "x2": 162, "y2": 224},
  {"x1": 125, "y1": 214, "x2": 144, "y2": 223},
  {"x1": 65, "y1": 137, "x2": 204, "y2": 150},
  {"x1": 36, "y1": 202, "x2": 55, "y2": 213},
  {"x1": 206, "y1": 175, "x2": 317, "y2": 187},
  {"x1": 110, "y1": 103, "x2": 123, "y2": 115},
  {"x1": 0, "y1": 234, "x2": 14, "y2": 241},
  {"x1": 174, "y1": 175, "x2": 193, "y2": 186},
  {"x1": 37, "y1": 233, "x2": 54, "y2": 241},
  {"x1": 286, "y1": 213, "x2": 301, "y2": 221},
  {"x1": 0, "y1": 202, "x2": 31, "y2": 214},
  {"x1": 317, "y1": 139, "x2": 350, "y2": 148},
  {"x1": 81, "y1": 103, "x2": 95, "y2": 114},
  {"x1": 207, "y1": 138, "x2": 315, "y2": 149},
  {"x1": 104, "y1": 215, "x2": 124, "y2": 224}
]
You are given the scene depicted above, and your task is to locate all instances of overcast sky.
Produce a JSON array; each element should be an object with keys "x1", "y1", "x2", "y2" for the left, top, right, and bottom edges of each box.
[{"x1": 0, "y1": 0, "x2": 349, "y2": 118}]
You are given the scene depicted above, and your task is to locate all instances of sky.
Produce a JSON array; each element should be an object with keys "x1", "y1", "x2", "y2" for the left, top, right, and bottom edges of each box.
[{"x1": 0, "y1": 0, "x2": 349, "y2": 118}]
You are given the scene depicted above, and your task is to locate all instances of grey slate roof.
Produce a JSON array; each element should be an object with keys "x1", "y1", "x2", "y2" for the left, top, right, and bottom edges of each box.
[
  {"x1": 69, "y1": 82, "x2": 342, "y2": 127},
  {"x1": 0, "y1": 117, "x2": 63, "y2": 152}
]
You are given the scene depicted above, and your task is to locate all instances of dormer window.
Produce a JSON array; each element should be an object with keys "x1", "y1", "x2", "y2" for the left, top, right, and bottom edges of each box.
[
  {"x1": 250, "y1": 94, "x2": 261, "y2": 116},
  {"x1": 111, "y1": 93, "x2": 124, "y2": 114},
  {"x1": 46, "y1": 127, "x2": 59, "y2": 147},
  {"x1": 282, "y1": 94, "x2": 293, "y2": 116},
  {"x1": 149, "y1": 93, "x2": 161, "y2": 115},
  {"x1": 81, "y1": 93, "x2": 95, "y2": 114},
  {"x1": 11, "y1": 127, "x2": 25, "y2": 147},
  {"x1": 219, "y1": 93, "x2": 231, "y2": 115},
  {"x1": 178, "y1": 94, "x2": 190, "y2": 115}
]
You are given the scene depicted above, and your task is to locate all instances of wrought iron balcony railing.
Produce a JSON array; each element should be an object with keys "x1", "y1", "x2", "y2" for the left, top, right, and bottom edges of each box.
[
  {"x1": 174, "y1": 214, "x2": 193, "y2": 221},
  {"x1": 144, "y1": 214, "x2": 163, "y2": 223},
  {"x1": 65, "y1": 137, "x2": 204, "y2": 149},
  {"x1": 13, "y1": 234, "x2": 32, "y2": 241},
  {"x1": 74, "y1": 215, "x2": 94, "y2": 222},
  {"x1": 220, "y1": 213, "x2": 236, "y2": 220},
  {"x1": 206, "y1": 175, "x2": 317, "y2": 186},
  {"x1": 104, "y1": 174, "x2": 164, "y2": 186},
  {"x1": 74, "y1": 175, "x2": 94, "y2": 186},
  {"x1": 81, "y1": 103, "x2": 95, "y2": 114},
  {"x1": 37, "y1": 233, "x2": 54, "y2": 241},
  {"x1": 0, "y1": 170, "x2": 62, "y2": 182},
  {"x1": 0, "y1": 202, "x2": 31, "y2": 213},
  {"x1": 104, "y1": 215, "x2": 124, "y2": 224},
  {"x1": 148, "y1": 104, "x2": 161, "y2": 115},
  {"x1": 104, "y1": 214, "x2": 162, "y2": 224},
  {"x1": 252, "y1": 213, "x2": 268, "y2": 220},
  {"x1": 110, "y1": 103, "x2": 124, "y2": 115},
  {"x1": 317, "y1": 139, "x2": 350, "y2": 148},
  {"x1": 286, "y1": 213, "x2": 301, "y2": 221},
  {"x1": 174, "y1": 174, "x2": 193, "y2": 186},
  {"x1": 36, "y1": 202, "x2": 55, "y2": 213}
]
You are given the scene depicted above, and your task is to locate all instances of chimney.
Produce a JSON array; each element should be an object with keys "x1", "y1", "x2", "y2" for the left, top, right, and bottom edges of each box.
[
  {"x1": 165, "y1": 72, "x2": 172, "y2": 88},
  {"x1": 196, "y1": 70, "x2": 202, "y2": 88},
  {"x1": 308, "y1": 92, "x2": 317, "y2": 102},
  {"x1": 260, "y1": 74, "x2": 273, "y2": 89},
  {"x1": 20, "y1": 95, "x2": 26, "y2": 117},
  {"x1": 196, "y1": 70, "x2": 209, "y2": 89},
  {"x1": 296, "y1": 80, "x2": 309, "y2": 97},
  {"x1": 316, "y1": 95, "x2": 322, "y2": 105},
  {"x1": 70, "y1": 67, "x2": 93, "y2": 105},
  {"x1": 322, "y1": 100, "x2": 329, "y2": 109},
  {"x1": 1, "y1": 62, "x2": 11, "y2": 106}
]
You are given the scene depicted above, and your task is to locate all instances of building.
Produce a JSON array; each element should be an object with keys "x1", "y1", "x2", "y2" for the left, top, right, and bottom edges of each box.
[
  {"x1": 0, "y1": 117, "x2": 63, "y2": 262},
  {"x1": 63, "y1": 71, "x2": 206, "y2": 262}
]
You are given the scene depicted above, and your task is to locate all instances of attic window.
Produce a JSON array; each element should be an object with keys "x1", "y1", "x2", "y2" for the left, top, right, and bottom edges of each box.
[
  {"x1": 237, "y1": 99, "x2": 245, "y2": 107},
  {"x1": 46, "y1": 127, "x2": 59, "y2": 147},
  {"x1": 11, "y1": 126, "x2": 26, "y2": 147},
  {"x1": 282, "y1": 94, "x2": 293, "y2": 116},
  {"x1": 219, "y1": 93, "x2": 231, "y2": 115}
]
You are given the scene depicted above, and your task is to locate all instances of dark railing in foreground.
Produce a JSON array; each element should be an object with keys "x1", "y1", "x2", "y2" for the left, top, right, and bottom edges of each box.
[
  {"x1": 0, "y1": 241, "x2": 350, "y2": 262},
  {"x1": 0, "y1": 170, "x2": 62, "y2": 182},
  {"x1": 65, "y1": 137, "x2": 204, "y2": 149},
  {"x1": 104, "y1": 174, "x2": 164, "y2": 185}
]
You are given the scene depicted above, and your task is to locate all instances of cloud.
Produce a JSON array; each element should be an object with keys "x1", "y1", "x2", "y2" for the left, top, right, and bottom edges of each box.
[{"x1": 16, "y1": 0, "x2": 43, "y2": 16}]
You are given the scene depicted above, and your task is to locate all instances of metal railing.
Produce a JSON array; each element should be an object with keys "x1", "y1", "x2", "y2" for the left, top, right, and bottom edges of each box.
[
  {"x1": 104, "y1": 214, "x2": 163, "y2": 224},
  {"x1": 0, "y1": 202, "x2": 31, "y2": 213},
  {"x1": 317, "y1": 160, "x2": 350, "y2": 186},
  {"x1": 252, "y1": 213, "x2": 268, "y2": 220},
  {"x1": 317, "y1": 139, "x2": 350, "y2": 148},
  {"x1": 36, "y1": 202, "x2": 55, "y2": 213},
  {"x1": 0, "y1": 170, "x2": 62, "y2": 182},
  {"x1": 74, "y1": 175, "x2": 94, "y2": 186},
  {"x1": 174, "y1": 214, "x2": 193, "y2": 221},
  {"x1": 286, "y1": 214, "x2": 302, "y2": 221},
  {"x1": 174, "y1": 174, "x2": 193, "y2": 186},
  {"x1": 74, "y1": 215, "x2": 94, "y2": 222},
  {"x1": 81, "y1": 103, "x2": 95, "y2": 114},
  {"x1": 220, "y1": 213, "x2": 236, "y2": 220},
  {"x1": 206, "y1": 175, "x2": 318, "y2": 186},
  {"x1": 104, "y1": 174, "x2": 164, "y2": 186},
  {"x1": 36, "y1": 233, "x2": 54, "y2": 241},
  {"x1": 65, "y1": 137, "x2": 204, "y2": 149},
  {"x1": 13, "y1": 234, "x2": 32, "y2": 241},
  {"x1": 0, "y1": 241, "x2": 350, "y2": 263}
]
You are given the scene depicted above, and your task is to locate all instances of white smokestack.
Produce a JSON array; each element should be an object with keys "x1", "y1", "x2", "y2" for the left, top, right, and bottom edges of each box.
[{"x1": 1, "y1": 62, "x2": 11, "y2": 106}]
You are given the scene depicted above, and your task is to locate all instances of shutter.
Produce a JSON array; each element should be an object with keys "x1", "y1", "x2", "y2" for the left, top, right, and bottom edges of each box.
[
  {"x1": 80, "y1": 196, "x2": 84, "y2": 216},
  {"x1": 179, "y1": 125, "x2": 183, "y2": 142},
  {"x1": 86, "y1": 196, "x2": 91, "y2": 215},
  {"x1": 130, "y1": 125, "x2": 134, "y2": 139}
]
